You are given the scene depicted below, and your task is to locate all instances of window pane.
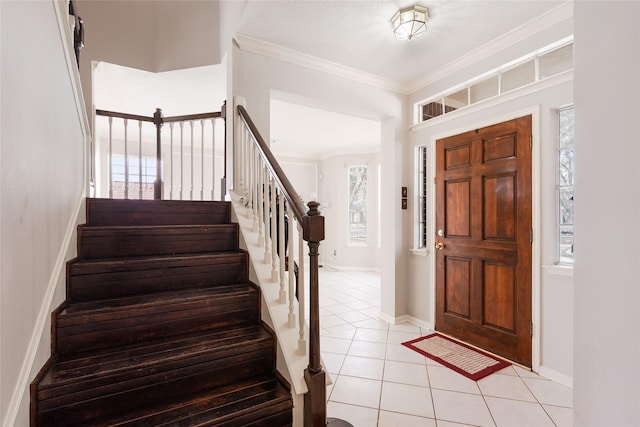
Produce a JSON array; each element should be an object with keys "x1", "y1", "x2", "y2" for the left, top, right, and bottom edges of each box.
[
  {"x1": 559, "y1": 225, "x2": 574, "y2": 264},
  {"x1": 559, "y1": 108, "x2": 574, "y2": 148},
  {"x1": 422, "y1": 100, "x2": 446, "y2": 121},
  {"x1": 500, "y1": 60, "x2": 535, "y2": 93},
  {"x1": 444, "y1": 89, "x2": 468, "y2": 111},
  {"x1": 348, "y1": 166, "x2": 367, "y2": 245},
  {"x1": 111, "y1": 154, "x2": 157, "y2": 200},
  {"x1": 470, "y1": 76, "x2": 499, "y2": 104},
  {"x1": 559, "y1": 149, "x2": 574, "y2": 186},
  {"x1": 417, "y1": 146, "x2": 428, "y2": 248},
  {"x1": 558, "y1": 106, "x2": 574, "y2": 264},
  {"x1": 559, "y1": 188, "x2": 574, "y2": 225},
  {"x1": 539, "y1": 44, "x2": 573, "y2": 79}
]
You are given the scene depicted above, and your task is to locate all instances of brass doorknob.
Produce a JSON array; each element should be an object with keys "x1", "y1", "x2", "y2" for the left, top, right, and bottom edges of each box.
[{"x1": 435, "y1": 242, "x2": 445, "y2": 250}]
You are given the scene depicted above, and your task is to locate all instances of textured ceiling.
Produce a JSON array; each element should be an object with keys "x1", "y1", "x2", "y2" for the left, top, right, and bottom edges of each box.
[
  {"x1": 237, "y1": 0, "x2": 566, "y2": 85},
  {"x1": 242, "y1": 1, "x2": 567, "y2": 159}
]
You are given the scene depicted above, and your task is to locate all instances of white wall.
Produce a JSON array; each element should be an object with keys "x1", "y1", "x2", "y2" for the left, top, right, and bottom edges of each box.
[
  {"x1": 232, "y1": 46, "x2": 409, "y2": 319},
  {"x1": 573, "y1": 1, "x2": 640, "y2": 424},
  {"x1": 0, "y1": 1, "x2": 88, "y2": 425},
  {"x1": 319, "y1": 153, "x2": 381, "y2": 271},
  {"x1": 75, "y1": 0, "x2": 221, "y2": 128}
]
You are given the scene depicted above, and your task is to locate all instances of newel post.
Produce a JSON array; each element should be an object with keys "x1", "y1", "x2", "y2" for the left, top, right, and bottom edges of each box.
[
  {"x1": 303, "y1": 201, "x2": 326, "y2": 426},
  {"x1": 153, "y1": 108, "x2": 164, "y2": 200}
]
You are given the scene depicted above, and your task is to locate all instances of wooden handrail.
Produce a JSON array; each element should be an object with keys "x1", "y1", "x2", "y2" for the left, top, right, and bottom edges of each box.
[
  {"x1": 96, "y1": 107, "x2": 225, "y2": 200},
  {"x1": 237, "y1": 105, "x2": 307, "y2": 223},
  {"x1": 164, "y1": 112, "x2": 222, "y2": 122},
  {"x1": 96, "y1": 109, "x2": 156, "y2": 123},
  {"x1": 236, "y1": 105, "x2": 327, "y2": 426}
]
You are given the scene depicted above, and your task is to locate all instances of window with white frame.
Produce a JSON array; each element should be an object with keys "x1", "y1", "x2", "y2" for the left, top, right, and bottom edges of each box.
[
  {"x1": 111, "y1": 154, "x2": 157, "y2": 199},
  {"x1": 417, "y1": 38, "x2": 574, "y2": 123},
  {"x1": 348, "y1": 166, "x2": 367, "y2": 245},
  {"x1": 558, "y1": 107, "x2": 574, "y2": 264},
  {"x1": 416, "y1": 145, "x2": 428, "y2": 249}
]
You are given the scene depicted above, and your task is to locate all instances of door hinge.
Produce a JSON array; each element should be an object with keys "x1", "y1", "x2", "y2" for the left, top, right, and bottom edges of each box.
[
  {"x1": 530, "y1": 322, "x2": 534, "y2": 337},
  {"x1": 530, "y1": 228, "x2": 533, "y2": 243},
  {"x1": 530, "y1": 135, "x2": 533, "y2": 150}
]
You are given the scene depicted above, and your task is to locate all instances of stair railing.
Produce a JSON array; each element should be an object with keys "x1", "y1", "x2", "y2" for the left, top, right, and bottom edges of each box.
[
  {"x1": 236, "y1": 104, "x2": 327, "y2": 426},
  {"x1": 95, "y1": 102, "x2": 226, "y2": 200}
]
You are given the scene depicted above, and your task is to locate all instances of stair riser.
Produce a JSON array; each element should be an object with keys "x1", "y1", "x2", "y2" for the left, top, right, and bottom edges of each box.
[
  {"x1": 55, "y1": 297, "x2": 259, "y2": 356},
  {"x1": 78, "y1": 225, "x2": 239, "y2": 259},
  {"x1": 87, "y1": 198, "x2": 231, "y2": 226},
  {"x1": 37, "y1": 354, "x2": 275, "y2": 427},
  {"x1": 166, "y1": 396, "x2": 293, "y2": 427},
  {"x1": 68, "y1": 256, "x2": 248, "y2": 301},
  {"x1": 215, "y1": 406, "x2": 293, "y2": 427}
]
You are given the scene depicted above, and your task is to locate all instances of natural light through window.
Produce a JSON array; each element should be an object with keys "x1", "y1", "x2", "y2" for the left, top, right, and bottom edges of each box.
[
  {"x1": 416, "y1": 146, "x2": 428, "y2": 249},
  {"x1": 348, "y1": 166, "x2": 367, "y2": 246},
  {"x1": 111, "y1": 154, "x2": 156, "y2": 199},
  {"x1": 558, "y1": 107, "x2": 574, "y2": 265}
]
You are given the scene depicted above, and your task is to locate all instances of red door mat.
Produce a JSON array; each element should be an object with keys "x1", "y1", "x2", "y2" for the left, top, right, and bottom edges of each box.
[{"x1": 402, "y1": 333, "x2": 511, "y2": 381}]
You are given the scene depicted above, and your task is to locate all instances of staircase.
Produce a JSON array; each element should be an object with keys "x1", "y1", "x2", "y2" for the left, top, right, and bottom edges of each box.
[{"x1": 31, "y1": 198, "x2": 293, "y2": 426}]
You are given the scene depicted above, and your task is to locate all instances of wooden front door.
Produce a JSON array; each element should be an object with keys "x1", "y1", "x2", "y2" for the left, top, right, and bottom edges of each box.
[{"x1": 435, "y1": 116, "x2": 532, "y2": 367}]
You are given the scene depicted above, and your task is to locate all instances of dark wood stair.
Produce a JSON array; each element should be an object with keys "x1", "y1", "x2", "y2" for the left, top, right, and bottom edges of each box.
[{"x1": 31, "y1": 198, "x2": 292, "y2": 426}]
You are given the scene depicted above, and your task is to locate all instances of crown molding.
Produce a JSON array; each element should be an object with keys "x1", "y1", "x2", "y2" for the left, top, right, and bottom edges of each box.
[
  {"x1": 234, "y1": 2, "x2": 573, "y2": 96},
  {"x1": 234, "y1": 33, "x2": 410, "y2": 94},
  {"x1": 407, "y1": 1, "x2": 574, "y2": 93}
]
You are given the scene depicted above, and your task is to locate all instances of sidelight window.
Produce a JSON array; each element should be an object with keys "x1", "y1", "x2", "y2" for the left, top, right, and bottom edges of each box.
[
  {"x1": 415, "y1": 145, "x2": 428, "y2": 249},
  {"x1": 348, "y1": 166, "x2": 367, "y2": 245},
  {"x1": 558, "y1": 107, "x2": 574, "y2": 264}
]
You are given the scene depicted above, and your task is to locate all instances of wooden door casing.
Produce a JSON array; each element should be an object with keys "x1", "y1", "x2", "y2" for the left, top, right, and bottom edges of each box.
[{"x1": 435, "y1": 116, "x2": 532, "y2": 367}]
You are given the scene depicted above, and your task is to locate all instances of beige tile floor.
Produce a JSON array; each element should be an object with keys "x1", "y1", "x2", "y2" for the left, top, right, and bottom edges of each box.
[{"x1": 317, "y1": 269, "x2": 573, "y2": 427}]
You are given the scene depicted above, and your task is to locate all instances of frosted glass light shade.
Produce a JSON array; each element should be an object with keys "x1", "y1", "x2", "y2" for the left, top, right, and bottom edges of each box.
[{"x1": 392, "y1": 5, "x2": 429, "y2": 40}]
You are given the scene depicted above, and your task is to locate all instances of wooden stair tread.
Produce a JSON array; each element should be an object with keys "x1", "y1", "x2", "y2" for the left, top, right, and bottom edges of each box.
[
  {"x1": 70, "y1": 251, "x2": 246, "y2": 274},
  {"x1": 80, "y1": 223, "x2": 237, "y2": 232},
  {"x1": 60, "y1": 283, "x2": 257, "y2": 316},
  {"x1": 32, "y1": 198, "x2": 293, "y2": 426},
  {"x1": 41, "y1": 325, "x2": 271, "y2": 386},
  {"x1": 94, "y1": 376, "x2": 292, "y2": 427}
]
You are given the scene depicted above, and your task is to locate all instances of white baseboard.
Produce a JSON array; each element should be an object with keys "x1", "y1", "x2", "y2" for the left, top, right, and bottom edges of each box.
[
  {"x1": 2, "y1": 192, "x2": 85, "y2": 427},
  {"x1": 377, "y1": 313, "x2": 433, "y2": 330},
  {"x1": 320, "y1": 263, "x2": 380, "y2": 273},
  {"x1": 537, "y1": 366, "x2": 573, "y2": 389}
]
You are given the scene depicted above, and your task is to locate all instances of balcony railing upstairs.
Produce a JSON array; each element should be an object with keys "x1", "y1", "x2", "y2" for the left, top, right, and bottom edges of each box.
[
  {"x1": 95, "y1": 103, "x2": 226, "y2": 201},
  {"x1": 235, "y1": 103, "x2": 328, "y2": 426}
]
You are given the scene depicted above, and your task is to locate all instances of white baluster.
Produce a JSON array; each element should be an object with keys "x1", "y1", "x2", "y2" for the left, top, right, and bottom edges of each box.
[
  {"x1": 138, "y1": 121, "x2": 142, "y2": 199},
  {"x1": 257, "y1": 160, "x2": 264, "y2": 247},
  {"x1": 211, "y1": 118, "x2": 215, "y2": 200},
  {"x1": 263, "y1": 171, "x2": 271, "y2": 264},
  {"x1": 169, "y1": 122, "x2": 174, "y2": 200},
  {"x1": 180, "y1": 122, "x2": 184, "y2": 200},
  {"x1": 279, "y1": 194, "x2": 286, "y2": 303},
  {"x1": 270, "y1": 180, "x2": 278, "y2": 282},
  {"x1": 288, "y1": 215, "x2": 296, "y2": 327},
  {"x1": 200, "y1": 119, "x2": 205, "y2": 201},
  {"x1": 124, "y1": 118, "x2": 129, "y2": 200},
  {"x1": 252, "y1": 145, "x2": 259, "y2": 232},
  {"x1": 108, "y1": 116, "x2": 113, "y2": 198},
  {"x1": 190, "y1": 120, "x2": 194, "y2": 200}
]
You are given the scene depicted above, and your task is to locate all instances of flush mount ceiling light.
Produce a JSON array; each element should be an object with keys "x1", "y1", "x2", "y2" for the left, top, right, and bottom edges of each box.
[{"x1": 392, "y1": 5, "x2": 429, "y2": 40}]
